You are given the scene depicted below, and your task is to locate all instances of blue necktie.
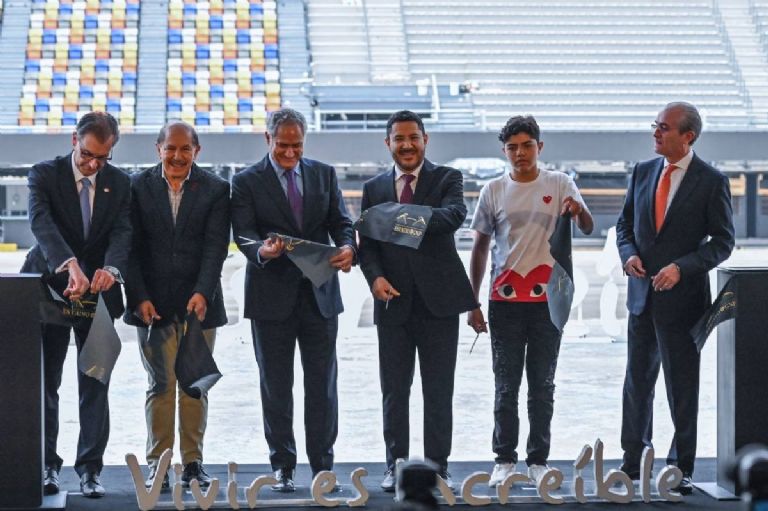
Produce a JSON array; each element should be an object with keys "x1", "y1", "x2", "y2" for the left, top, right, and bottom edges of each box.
[
  {"x1": 284, "y1": 169, "x2": 303, "y2": 230},
  {"x1": 80, "y1": 177, "x2": 91, "y2": 238}
]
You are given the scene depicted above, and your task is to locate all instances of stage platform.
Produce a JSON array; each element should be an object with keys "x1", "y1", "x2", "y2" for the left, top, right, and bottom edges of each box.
[{"x1": 37, "y1": 458, "x2": 740, "y2": 511}]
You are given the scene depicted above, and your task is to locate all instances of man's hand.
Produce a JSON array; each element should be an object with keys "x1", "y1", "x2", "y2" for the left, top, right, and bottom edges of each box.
[
  {"x1": 560, "y1": 196, "x2": 585, "y2": 217},
  {"x1": 258, "y1": 236, "x2": 285, "y2": 260},
  {"x1": 187, "y1": 292, "x2": 208, "y2": 322},
  {"x1": 467, "y1": 307, "x2": 488, "y2": 334},
  {"x1": 137, "y1": 300, "x2": 161, "y2": 325},
  {"x1": 90, "y1": 268, "x2": 117, "y2": 293},
  {"x1": 623, "y1": 255, "x2": 647, "y2": 279},
  {"x1": 63, "y1": 260, "x2": 90, "y2": 300},
  {"x1": 651, "y1": 263, "x2": 681, "y2": 292},
  {"x1": 372, "y1": 276, "x2": 400, "y2": 302},
  {"x1": 329, "y1": 245, "x2": 355, "y2": 273}
]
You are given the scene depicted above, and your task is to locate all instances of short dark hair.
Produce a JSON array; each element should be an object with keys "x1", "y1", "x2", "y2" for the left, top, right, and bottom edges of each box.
[
  {"x1": 75, "y1": 111, "x2": 120, "y2": 145},
  {"x1": 156, "y1": 121, "x2": 200, "y2": 147},
  {"x1": 386, "y1": 110, "x2": 425, "y2": 138},
  {"x1": 267, "y1": 108, "x2": 307, "y2": 137},
  {"x1": 665, "y1": 101, "x2": 702, "y2": 145},
  {"x1": 498, "y1": 115, "x2": 540, "y2": 144}
]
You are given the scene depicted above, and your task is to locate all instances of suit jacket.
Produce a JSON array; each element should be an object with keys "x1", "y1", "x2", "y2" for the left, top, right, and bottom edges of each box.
[
  {"x1": 21, "y1": 153, "x2": 132, "y2": 318},
  {"x1": 123, "y1": 164, "x2": 231, "y2": 329},
  {"x1": 616, "y1": 153, "x2": 735, "y2": 323},
  {"x1": 358, "y1": 159, "x2": 477, "y2": 326},
  {"x1": 231, "y1": 155, "x2": 355, "y2": 321}
]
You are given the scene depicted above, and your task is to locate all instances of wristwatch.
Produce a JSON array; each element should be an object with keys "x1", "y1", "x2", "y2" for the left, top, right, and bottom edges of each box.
[{"x1": 103, "y1": 266, "x2": 124, "y2": 284}]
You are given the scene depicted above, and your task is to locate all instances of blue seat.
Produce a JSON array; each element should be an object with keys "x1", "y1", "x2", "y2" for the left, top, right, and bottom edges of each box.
[
  {"x1": 52, "y1": 73, "x2": 67, "y2": 86},
  {"x1": 126, "y1": 4, "x2": 140, "y2": 15},
  {"x1": 183, "y1": 4, "x2": 197, "y2": 16},
  {"x1": 122, "y1": 73, "x2": 137, "y2": 86},
  {"x1": 196, "y1": 46, "x2": 210, "y2": 59},
  {"x1": 236, "y1": 31, "x2": 250, "y2": 44},
  {"x1": 111, "y1": 32, "x2": 125, "y2": 44},
  {"x1": 35, "y1": 100, "x2": 50, "y2": 112},
  {"x1": 84, "y1": 16, "x2": 98, "y2": 29},
  {"x1": 42, "y1": 31, "x2": 57, "y2": 44},
  {"x1": 62, "y1": 112, "x2": 78, "y2": 125},
  {"x1": 182, "y1": 73, "x2": 196, "y2": 86},
  {"x1": 168, "y1": 30, "x2": 183, "y2": 44},
  {"x1": 251, "y1": 72, "x2": 266, "y2": 85},
  {"x1": 210, "y1": 85, "x2": 224, "y2": 98},
  {"x1": 264, "y1": 47, "x2": 279, "y2": 59},
  {"x1": 59, "y1": 4, "x2": 73, "y2": 15},
  {"x1": 68, "y1": 46, "x2": 83, "y2": 59},
  {"x1": 223, "y1": 60, "x2": 237, "y2": 72},
  {"x1": 79, "y1": 86, "x2": 94, "y2": 99},
  {"x1": 238, "y1": 100, "x2": 253, "y2": 112},
  {"x1": 167, "y1": 99, "x2": 182, "y2": 112},
  {"x1": 25, "y1": 61, "x2": 41, "y2": 73},
  {"x1": 195, "y1": 113, "x2": 210, "y2": 125},
  {"x1": 209, "y1": 16, "x2": 223, "y2": 29},
  {"x1": 106, "y1": 99, "x2": 121, "y2": 112},
  {"x1": 250, "y1": 4, "x2": 264, "y2": 15},
  {"x1": 95, "y1": 60, "x2": 110, "y2": 72}
]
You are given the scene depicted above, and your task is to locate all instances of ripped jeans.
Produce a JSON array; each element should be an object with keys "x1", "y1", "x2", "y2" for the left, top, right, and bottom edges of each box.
[{"x1": 488, "y1": 301, "x2": 562, "y2": 466}]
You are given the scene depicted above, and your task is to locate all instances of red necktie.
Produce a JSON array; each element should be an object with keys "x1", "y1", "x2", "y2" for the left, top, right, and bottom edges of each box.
[
  {"x1": 399, "y1": 174, "x2": 415, "y2": 204},
  {"x1": 655, "y1": 163, "x2": 675, "y2": 232}
]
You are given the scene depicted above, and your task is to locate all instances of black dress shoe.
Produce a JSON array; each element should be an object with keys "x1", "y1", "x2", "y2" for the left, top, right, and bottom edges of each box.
[
  {"x1": 272, "y1": 468, "x2": 295, "y2": 493},
  {"x1": 146, "y1": 465, "x2": 170, "y2": 489},
  {"x1": 673, "y1": 475, "x2": 694, "y2": 495},
  {"x1": 182, "y1": 461, "x2": 211, "y2": 489},
  {"x1": 80, "y1": 472, "x2": 106, "y2": 498},
  {"x1": 43, "y1": 466, "x2": 60, "y2": 495}
]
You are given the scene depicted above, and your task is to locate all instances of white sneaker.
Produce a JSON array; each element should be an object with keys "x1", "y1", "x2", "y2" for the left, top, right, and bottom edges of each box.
[
  {"x1": 528, "y1": 464, "x2": 560, "y2": 489},
  {"x1": 489, "y1": 463, "x2": 516, "y2": 487}
]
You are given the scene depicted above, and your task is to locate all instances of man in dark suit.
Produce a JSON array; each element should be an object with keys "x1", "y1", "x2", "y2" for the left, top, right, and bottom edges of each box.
[
  {"x1": 123, "y1": 122, "x2": 230, "y2": 490},
  {"x1": 358, "y1": 110, "x2": 477, "y2": 491},
  {"x1": 231, "y1": 108, "x2": 355, "y2": 492},
  {"x1": 21, "y1": 112, "x2": 131, "y2": 498},
  {"x1": 616, "y1": 102, "x2": 735, "y2": 494}
]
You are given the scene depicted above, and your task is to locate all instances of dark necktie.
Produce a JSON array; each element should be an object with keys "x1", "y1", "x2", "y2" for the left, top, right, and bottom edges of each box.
[
  {"x1": 80, "y1": 177, "x2": 91, "y2": 238},
  {"x1": 399, "y1": 173, "x2": 415, "y2": 204},
  {"x1": 285, "y1": 169, "x2": 303, "y2": 229}
]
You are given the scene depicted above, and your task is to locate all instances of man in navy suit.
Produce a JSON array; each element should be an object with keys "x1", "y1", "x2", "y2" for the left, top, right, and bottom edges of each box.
[
  {"x1": 358, "y1": 110, "x2": 477, "y2": 491},
  {"x1": 231, "y1": 108, "x2": 355, "y2": 492},
  {"x1": 124, "y1": 122, "x2": 230, "y2": 490},
  {"x1": 616, "y1": 102, "x2": 735, "y2": 494},
  {"x1": 21, "y1": 112, "x2": 131, "y2": 498}
]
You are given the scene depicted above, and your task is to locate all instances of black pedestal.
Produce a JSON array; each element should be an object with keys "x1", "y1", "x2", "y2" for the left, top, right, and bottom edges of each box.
[
  {"x1": 0, "y1": 274, "x2": 44, "y2": 508},
  {"x1": 716, "y1": 267, "x2": 768, "y2": 495}
]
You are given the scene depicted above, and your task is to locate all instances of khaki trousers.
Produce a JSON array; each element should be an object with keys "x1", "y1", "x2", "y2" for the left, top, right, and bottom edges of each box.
[{"x1": 137, "y1": 319, "x2": 216, "y2": 466}]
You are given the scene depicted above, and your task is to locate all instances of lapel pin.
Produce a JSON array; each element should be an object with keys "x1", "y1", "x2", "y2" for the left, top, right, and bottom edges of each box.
[{"x1": 103, "y1": 188, "x2": 110, "y2": 192}]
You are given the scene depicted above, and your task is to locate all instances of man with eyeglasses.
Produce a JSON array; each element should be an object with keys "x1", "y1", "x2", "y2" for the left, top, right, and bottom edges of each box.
[
  {"x1": 21, "y1": 111, "x2": 131, "y2": 498},
  {"x1": 123, "y1": 121, "x2": 230, "y2": 490},
  {"x1": 616, "y1": 102, "x2": 735, "y2": 494}
]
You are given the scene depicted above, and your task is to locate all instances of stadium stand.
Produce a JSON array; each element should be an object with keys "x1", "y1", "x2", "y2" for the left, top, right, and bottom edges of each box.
[
  {"x1": 19, "y1": 0, "x2": 140, "y2": 128},
  {"x1": 165, "y1": 0, "x2": 281, "y2": 131}
]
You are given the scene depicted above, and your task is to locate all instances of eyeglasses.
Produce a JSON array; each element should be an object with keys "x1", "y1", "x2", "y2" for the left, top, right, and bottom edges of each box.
[
  {"x1": 77, "y1": 143, "x2": 113, "y2": 163},
  {"x1": 651, "y1": 122, "x2": 673, "y2": 133}
]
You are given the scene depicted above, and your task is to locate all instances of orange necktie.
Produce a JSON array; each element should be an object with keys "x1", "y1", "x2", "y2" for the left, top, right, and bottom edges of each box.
[{"x1": 655, "y1": 163, "x2": 675, "y2": 232}]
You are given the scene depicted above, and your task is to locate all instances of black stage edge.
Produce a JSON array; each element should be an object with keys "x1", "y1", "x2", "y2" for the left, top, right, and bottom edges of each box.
[
  {"x1": 703, "y1": 267, "x2": 768, "y2": 499},
  {"x1": 0, "y1": 275, "x2": 51, "y2": 510},
  {"x1": 42, "y1": 459, "x2": 740, "y2": 510}
]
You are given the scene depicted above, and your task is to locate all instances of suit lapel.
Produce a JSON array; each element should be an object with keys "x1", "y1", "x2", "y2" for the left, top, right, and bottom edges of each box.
[
  {"x1": 147, "y1": 165, "x2": 175, "y2": 232},
  {"x1": 58, "y1": 154, "x2": 85, "y2": 242},
  {"x1": 658, "y1": 154, "x2": 702, "y2": 234},
  {"x1": 174, "y1": 165, "x2": 202, "y2": 236},
  {"x1": 257, "y1": 156, "x2": 301, "y2": 233},
  {"x1": 412, "y1": 160, "x2": 435, "y2": 205},
  {"x1": 381, "y1": 167, "x2": 397, "y2": 203}
]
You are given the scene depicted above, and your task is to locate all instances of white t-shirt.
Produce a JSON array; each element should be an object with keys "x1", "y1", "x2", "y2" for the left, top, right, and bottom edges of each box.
[{"x1": 471, "y1": 169, "x2": 587, "y2": 302}]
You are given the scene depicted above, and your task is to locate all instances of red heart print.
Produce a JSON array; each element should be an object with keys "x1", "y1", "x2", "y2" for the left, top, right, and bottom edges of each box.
[{"x1": 543, "y1": 196, "x2": 552, "y2": 204}]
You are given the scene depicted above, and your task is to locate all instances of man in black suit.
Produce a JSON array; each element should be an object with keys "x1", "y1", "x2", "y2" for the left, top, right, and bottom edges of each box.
[
  {"x1": 21, "y1": 112, "x2": 131, "y2": 498},
  {"x1": 231, "y1": 108, "x2": 355, "y2": 492},
  {"x1": 123, "y1": 122, "x2": 230, "y2": 490},
  {"x1": 617, "y1": 102, "x2": 735, "y2": 494},
  {"x1": 358, "y1": 110, "x2": 477, "y2": 491}
]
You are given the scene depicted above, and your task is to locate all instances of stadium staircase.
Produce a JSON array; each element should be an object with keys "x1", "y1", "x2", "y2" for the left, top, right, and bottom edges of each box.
[
  {"x1": 135, "y1": 0, "x2": 167, "y2": 127},
  {"x1": 276, "y1": 0, "x2": 312, "y2": 123},
  {"x1": 0, "y1": 1, "x2": 31, "y2": 126}
]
